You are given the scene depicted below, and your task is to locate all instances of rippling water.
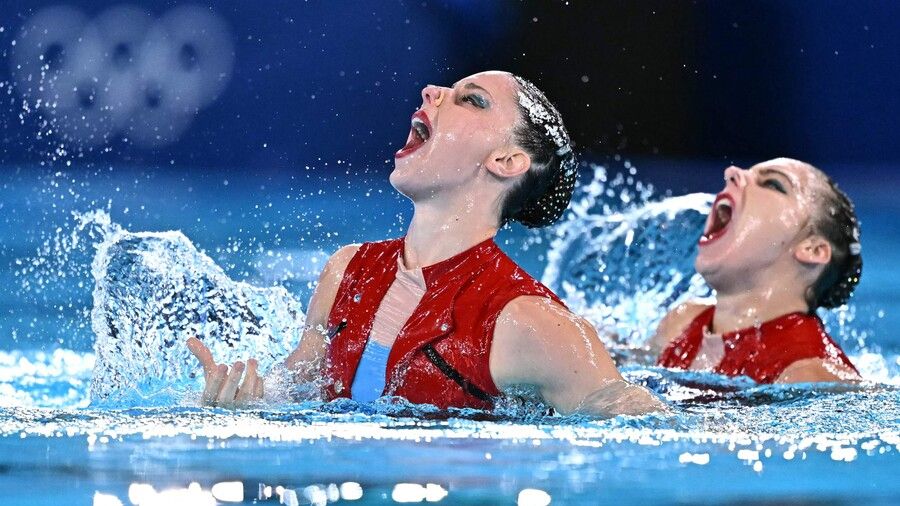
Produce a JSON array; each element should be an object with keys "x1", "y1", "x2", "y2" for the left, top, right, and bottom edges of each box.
[{"x1": 1, "y1": 163, "x2": 899, "y2": 504}]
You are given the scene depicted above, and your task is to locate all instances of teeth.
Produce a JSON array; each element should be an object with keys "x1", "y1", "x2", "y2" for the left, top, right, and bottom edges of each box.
[{"x1": 411, "y1": 118, "x2": 430, "y2": 141}]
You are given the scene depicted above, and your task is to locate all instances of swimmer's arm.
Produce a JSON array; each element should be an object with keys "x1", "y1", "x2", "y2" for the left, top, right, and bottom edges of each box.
[
  {"x1": 283, "y1": 244, "x2": 360, "y2": 384},
  {"x1": 775, "y1": 358, "x2": 861, "y2": 384},
  {"x1": 491, "y1": 296, "x2": 668, "y2": 418},
  {"x1": 649, "y1": 302, "x2": 710, "y2": 355}
]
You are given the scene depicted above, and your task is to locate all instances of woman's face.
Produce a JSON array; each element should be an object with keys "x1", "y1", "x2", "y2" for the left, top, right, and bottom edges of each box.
[
  {"x1": 695, "y1": 158, "x2": 827, "y2": 289},
  {"x1": 390, "y1": 71, "x2": 522, "y2": 201}
]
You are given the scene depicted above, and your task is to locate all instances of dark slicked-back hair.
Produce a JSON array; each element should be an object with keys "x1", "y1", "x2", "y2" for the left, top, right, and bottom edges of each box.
[
  {"x1": 807, "y1": 169, "x2": 862, "y2": 310},
  {"x1": 500, "y1": 75, "x2": 577, "y2": 228}
]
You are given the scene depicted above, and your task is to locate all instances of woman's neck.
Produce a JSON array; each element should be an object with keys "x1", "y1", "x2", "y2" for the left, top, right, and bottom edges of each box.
[
  {"x1": 712, "y1": 283, "x2": 809, "y2": 335},
  {"x1": 403, "y1": 198, "x2": 499, "y2": 269}
]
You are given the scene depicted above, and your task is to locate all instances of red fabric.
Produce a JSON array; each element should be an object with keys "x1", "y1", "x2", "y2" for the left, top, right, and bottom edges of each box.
[
  {"x1": 657, "y1": 306, "x2": 858, "y2": 383},
  {"x1": 323, "y1": 237, "x2": 564, "y2": 409}
]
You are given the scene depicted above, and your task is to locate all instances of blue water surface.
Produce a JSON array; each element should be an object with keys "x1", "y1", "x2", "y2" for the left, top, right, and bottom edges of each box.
[{"x1": 0, "y1": 160, "x2": 899, "y2": 505}]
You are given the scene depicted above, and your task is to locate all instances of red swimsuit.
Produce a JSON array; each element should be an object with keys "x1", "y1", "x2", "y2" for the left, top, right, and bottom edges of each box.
[
  {"x1": 657, "y1": 306, "x2": 858, "y2": 383},
  {"x1": 323, "y1": 237, "x2": 564, "y2": 409}
]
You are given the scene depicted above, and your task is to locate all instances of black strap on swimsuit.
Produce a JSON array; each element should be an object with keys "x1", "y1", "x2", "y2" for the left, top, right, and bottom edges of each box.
[{"x1": 421, "y1": 344, "x2": 493, "y2": 403}]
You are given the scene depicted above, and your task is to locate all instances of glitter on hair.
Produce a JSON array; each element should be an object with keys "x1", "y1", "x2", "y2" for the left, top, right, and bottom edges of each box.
[{"x1": 500, "y1": 75, "x2": 577, "y2": 229}]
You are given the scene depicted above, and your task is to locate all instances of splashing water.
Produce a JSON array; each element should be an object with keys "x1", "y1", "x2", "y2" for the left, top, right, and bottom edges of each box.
[
  {"x1": 2, "y1": 163, "x2": 899, "y2": 504},
  {"x1": 538, "y1": 163, "x2": 888, "y2": 375},
  {"x1": 542, "y1": 165, "x2": 713, "y2": 351},
  {"x1": 86, "y1": 210, "x2": 304, "y2": 405}
]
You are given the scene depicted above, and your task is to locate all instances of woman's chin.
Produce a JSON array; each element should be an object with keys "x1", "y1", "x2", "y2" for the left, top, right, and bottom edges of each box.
[
  {"x1": 389, "y1": 167, "x2": 428, "y2": 201},
  {"x1": 388, "y1": 169, "x2": 410, "y2": 195},
  {"x1": 695, "y1": 249, "x2": 729, "y2": 280}
]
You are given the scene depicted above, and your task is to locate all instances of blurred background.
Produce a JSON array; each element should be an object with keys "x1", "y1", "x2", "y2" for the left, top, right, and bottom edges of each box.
[
  {"x1": 0, "y1": 1, "x2": 898, "y2": 350},
  {"x1": 4, "y1": 1, "x2": 900, "y2": 182}
]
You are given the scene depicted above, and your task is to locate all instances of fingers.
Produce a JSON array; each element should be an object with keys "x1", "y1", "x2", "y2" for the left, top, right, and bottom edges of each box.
[
  {"x1": 236, "y1": 359, "x2": 260, "y2": 403},
  {"x1": 202, "y1": 364, "x2": 228, "y2": 405},
  {"x1": 189, "y1": 344, "x2": 265, "y2": 408},
  {"x1": 187, "y1": 337, "x2": 217, "y2": 378},
  {"x1": 217, "y1": 361, "x2": 245, "y2": 407}
]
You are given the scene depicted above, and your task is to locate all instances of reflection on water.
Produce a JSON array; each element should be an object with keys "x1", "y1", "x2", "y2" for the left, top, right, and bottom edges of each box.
[{"x1": 96, "y1": 480, "x2": 514, "y2": 505}]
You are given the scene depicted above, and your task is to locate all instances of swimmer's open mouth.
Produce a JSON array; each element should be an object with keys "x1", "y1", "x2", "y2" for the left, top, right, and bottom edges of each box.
[
  {"x1": 699, "y1": 193, "x2": 734, "y2": 246},
  {"x1": 395, "y1": 110, "x2": 432, "y2": 159}
]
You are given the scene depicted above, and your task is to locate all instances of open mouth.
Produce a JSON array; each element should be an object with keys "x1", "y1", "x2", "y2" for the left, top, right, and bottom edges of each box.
[
  {"x1": 395, "y1": 110, "x2": 432, "y2": 159},
  {"x1": 699, "y1": 193, "x2": 735, "y2": 246}
]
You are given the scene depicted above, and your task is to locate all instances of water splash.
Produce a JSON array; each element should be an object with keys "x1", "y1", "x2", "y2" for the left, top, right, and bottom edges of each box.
[
  {"x1": 540, "y1": 162, "x2": 881, "y2": 367},
  {"x1": 541, "y1": 164, "x2": 713, "y2": 351},
  {"x1": 87, "y1": 210, "x2": 304, "y2": 406},
  {"x1": 6, "y1": 163, "x2": 894, "y2": 412}
]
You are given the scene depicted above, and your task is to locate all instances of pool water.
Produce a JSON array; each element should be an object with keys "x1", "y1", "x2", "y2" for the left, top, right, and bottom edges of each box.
[{"x1": 1, "y1": 161, "x2": 899, "y2": 505}]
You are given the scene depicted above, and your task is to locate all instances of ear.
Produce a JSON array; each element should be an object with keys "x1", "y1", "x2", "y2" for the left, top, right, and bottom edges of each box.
[
  {"x1": 794, "y1": 235, "x2": 832, "y2": 267},
  {"x1": 483, "y1": 147, "x2": 531, "y2": 180}
]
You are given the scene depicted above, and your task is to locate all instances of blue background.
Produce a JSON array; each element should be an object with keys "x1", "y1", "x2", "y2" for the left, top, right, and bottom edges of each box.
[
  {"x1": 3, "y1": 1, "x2": 900, "y2": 172},
  {"x1": 0, "y1": 1, "x2": 898, "y2": 351}
]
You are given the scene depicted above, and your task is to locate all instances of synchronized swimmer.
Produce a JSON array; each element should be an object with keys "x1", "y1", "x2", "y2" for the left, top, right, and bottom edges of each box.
[
  {"x1": 186, "y1": 72, "x2": 863, "y2": 416},
  {"x1": 653, "y1": 158, "x2": 861, "y2": 383}
]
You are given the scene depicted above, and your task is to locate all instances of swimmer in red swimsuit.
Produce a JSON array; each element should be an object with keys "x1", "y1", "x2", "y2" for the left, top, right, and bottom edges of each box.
[
  {"x1": 187, "y1": 71, "x2": 666, "y2": 416},
  {"x1": 653, "y1": 158, "x2": 862, "y2": 383}
]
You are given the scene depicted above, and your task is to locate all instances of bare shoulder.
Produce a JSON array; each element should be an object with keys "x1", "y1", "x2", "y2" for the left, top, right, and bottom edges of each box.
[
  {"x1": 776, "y1": 358, "x2": 861, "y2": 384},
  {"x1": 325, "y1": 244, "x2": 361, "y2": 276},
  {"x1": 491, "y1": 295, "x2": 619, "y2": 387},
  {"x1": 288, "y1": 243, "x2": 362, "y2": 371},
  {"x1": 305, "y1": 243, "x2": 361, "y2": 321},
  {"x1": 495, "y1": 296, "x2": 591, "y2": 343},
  {"x1": 649, "y1": 302, "x2": 711, "y2": 353}
]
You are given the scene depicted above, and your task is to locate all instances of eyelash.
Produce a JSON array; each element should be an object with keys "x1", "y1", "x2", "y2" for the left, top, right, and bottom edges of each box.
[
  {"x1": 461, "y1": 94, "x2": 486, "y2": 109},
  {"x1": 762, "y1": 179, "x2": 787, "y2": 194}
]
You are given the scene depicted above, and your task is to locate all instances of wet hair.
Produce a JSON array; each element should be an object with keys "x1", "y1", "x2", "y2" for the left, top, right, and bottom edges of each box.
[
  {"x1": 806, "y1": 170, "x2": 863, "y2": 309},
  {"x1": 499, "y1": 75, "x2": 577, "y2": 228}
]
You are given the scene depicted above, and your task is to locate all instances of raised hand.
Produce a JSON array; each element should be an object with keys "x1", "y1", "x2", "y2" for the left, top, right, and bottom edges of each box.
[{"x1": 187, "y1": 337, "x2": 264, "y2": 408}]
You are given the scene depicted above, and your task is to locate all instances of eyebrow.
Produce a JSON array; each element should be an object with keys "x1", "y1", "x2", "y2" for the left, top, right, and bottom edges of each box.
[
  {"x1": 758, "y1": 167, "x2": 796, "y2": 188},
  {"x1": 451, "y1": 81, "x2": 494, "y2": 99}
]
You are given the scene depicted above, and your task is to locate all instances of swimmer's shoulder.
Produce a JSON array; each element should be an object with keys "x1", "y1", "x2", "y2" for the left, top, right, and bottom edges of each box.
[
  {"x1": 492, "y1": 296, "x2": 618, "y2": 381},
  {"x1": 329, "y1": 243, "x2": 362, "y2": 269},
  {"x1": 318, "y1": 244, "x2": 362, "y2": 287},
  {"x1": 306, "y1": 244, "x2": 362, "y2": 320},
  {"x1": 775, "y1": 358, "x2": 861, "y2": 384},
  {"x1": 650, "y1": 302, "x2": 712, "y2": 354}
]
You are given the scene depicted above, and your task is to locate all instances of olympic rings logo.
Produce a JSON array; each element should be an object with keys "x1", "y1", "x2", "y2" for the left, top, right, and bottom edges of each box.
[{"x1": 9, "y1": 4, "x2": 234, "y2": 148}]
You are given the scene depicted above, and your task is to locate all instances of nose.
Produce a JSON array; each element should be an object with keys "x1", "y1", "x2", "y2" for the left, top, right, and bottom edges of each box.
[
  {"x1": 421, "y1": 85, "x2": 447, "y2": 107},
  {"x1": 723, "y1": 165, "x2": 746, "y2": 188}
]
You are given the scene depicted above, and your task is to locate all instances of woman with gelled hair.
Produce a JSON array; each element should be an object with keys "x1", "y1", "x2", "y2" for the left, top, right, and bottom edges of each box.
[
  {"x1": 652, "y1": 158, "x2": 862, "y2": 383},
  {"x1": 188, "y1": 71, "x2": 666, "y2": 416}
]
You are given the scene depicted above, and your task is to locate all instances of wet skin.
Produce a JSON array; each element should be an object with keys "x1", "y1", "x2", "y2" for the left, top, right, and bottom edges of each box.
[
  {"x1": 653, "y1": 158, "x2": 860, "y2": 383},
  {"x1": 187, "y1": 71, "x2": 667, "y2": 415}
]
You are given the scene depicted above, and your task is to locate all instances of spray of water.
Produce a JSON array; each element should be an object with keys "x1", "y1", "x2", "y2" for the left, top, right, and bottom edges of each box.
[
  {"x1": 87, "y1": 210, "x2": 304, "y2": 405},
  {"x1": 537, "y1": 162, "x2": 888, "y2": 377},
  {"x1": 6, "y1": 162, "x2": 894, "y2": 411}
]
